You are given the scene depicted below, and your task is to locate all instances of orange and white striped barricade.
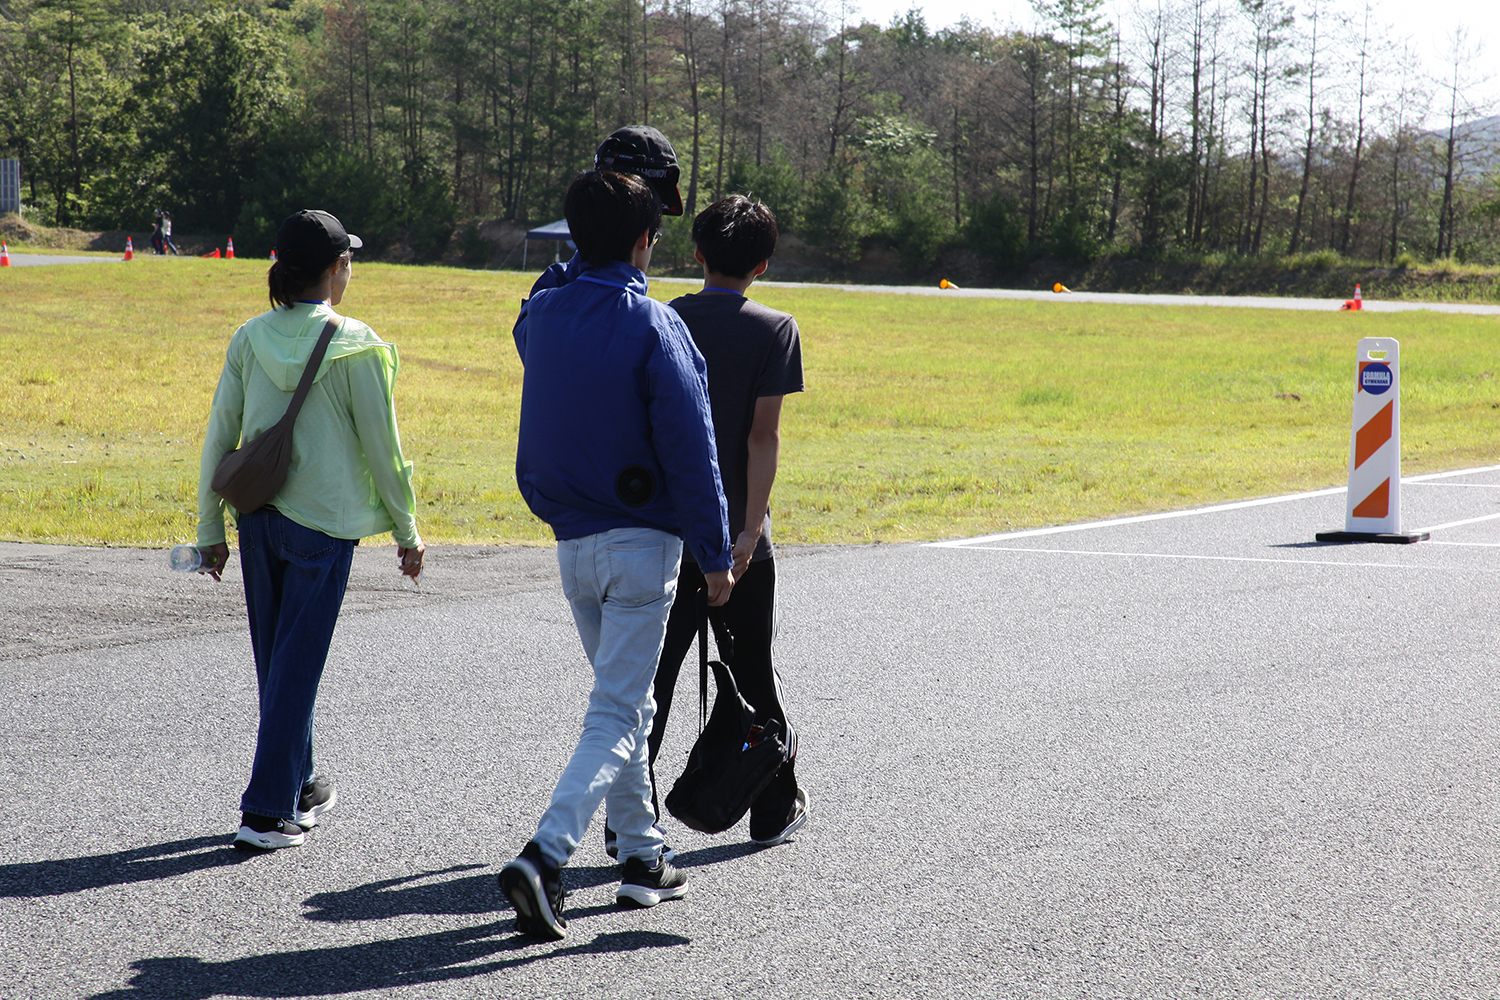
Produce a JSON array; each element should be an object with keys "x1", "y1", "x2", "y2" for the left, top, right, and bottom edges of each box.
[{"x1": 1316, "y1": 337, "x2": 1428, "y2": 543}]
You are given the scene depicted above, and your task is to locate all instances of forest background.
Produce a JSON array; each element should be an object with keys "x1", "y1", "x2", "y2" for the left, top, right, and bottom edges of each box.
[{"x1": 4, "y1": 0, "x2": 1500, "y2": 286}]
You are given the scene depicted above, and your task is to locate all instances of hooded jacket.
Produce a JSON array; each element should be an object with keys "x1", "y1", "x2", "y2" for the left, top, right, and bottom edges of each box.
[
  {"x1": 514, "y1": 259, "x2": 732, "y2": 572},
  {"x1": 196, "y1": 302, "x2": 420, "y2": 548}
]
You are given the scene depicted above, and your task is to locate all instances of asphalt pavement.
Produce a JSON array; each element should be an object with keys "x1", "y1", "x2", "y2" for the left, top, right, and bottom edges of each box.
[{"x1": 2, "y1": 468, "x2": 1498, "y2": 998}]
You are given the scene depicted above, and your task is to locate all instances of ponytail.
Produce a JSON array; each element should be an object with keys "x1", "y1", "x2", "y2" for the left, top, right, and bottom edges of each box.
[
  {"x1": 268, "y1": 259, "x2": 320, "y2": 309},
  {"x1": 267, "y1": 253, "x2": 348, "y2": 309}
]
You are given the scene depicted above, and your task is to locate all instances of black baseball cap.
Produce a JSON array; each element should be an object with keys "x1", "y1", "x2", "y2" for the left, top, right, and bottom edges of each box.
[
  {"x1": 275, "y1": 209, "x2": 363, "y2": 271},
  {"x1": 595, "y1": 126, "x2": 684, "y2": 216}
]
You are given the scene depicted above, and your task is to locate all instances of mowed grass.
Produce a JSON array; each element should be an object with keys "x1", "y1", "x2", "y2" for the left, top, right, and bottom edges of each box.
[{"x1": 2, "y1": 257, "x2": 1498, "y2": 548}]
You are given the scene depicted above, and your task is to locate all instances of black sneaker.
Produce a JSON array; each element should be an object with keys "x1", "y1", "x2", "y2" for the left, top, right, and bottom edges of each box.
[
  {"x1": 293, "y1": 776, "x2": 338, "y2": 830},
  {"x1": 604, "y1": 825, "x2": 675, "y2": 863},
  {"x1": 233, "y1": 812, "x2": 306, "y2": 851},
  {"x1": 616, "y1": 854, "x2": 689, "y2": 908},
  {"x1": 499, "y1": 841, "x2": 567, "y2": 941},
  {"x1": 750, "y1": 787, "x2": 809, "y2": 847}
]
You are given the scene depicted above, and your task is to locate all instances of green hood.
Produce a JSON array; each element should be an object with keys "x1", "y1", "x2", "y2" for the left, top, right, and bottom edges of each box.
[{"x1": 242, "y1": 304, "x2": 395, "y2": 392}]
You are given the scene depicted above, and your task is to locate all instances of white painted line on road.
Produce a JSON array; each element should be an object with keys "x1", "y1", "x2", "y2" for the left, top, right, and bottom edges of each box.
[
  {"x1": 931, "y1": 463, "x2": 1500, "y2": 549},
  {"x1": 1404, "y1": 482, "x2": 1500, "y2": 489},
  {"x1": 948, "y1": 545, "x2": 1453, "y2": 571},
  {"x1": 1431, "y1": 540, "x2": 1500, "y2": 548},
  {"x1": 928, "y1": 486, "x2": 1347, "y2": 548},
  {"x1": 1404, "y1": 464, "x2": 1500, "y2": 482},
  {"x1": 1410, "y1": 511, "x2": 1500, "y2": 533}
]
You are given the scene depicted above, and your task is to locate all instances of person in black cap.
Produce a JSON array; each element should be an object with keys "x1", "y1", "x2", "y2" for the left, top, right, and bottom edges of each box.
[
  {"x1": 527, "y1": 126, "x2": 684, "y2": 296},
  {"x1": 192, "y1": 208, "x2": 424, "y2": 852}
]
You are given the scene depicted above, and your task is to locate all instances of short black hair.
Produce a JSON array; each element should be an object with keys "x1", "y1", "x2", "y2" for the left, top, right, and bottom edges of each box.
[
  {"x1": 565, "y1": 171, "x2": 662, "y2": 265},
  {"x1": 691, "y1": 196, "x2": 777, "y2": 279}
]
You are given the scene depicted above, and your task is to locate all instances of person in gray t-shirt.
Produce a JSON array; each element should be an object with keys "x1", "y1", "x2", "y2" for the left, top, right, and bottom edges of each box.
[{"x1": 607, "y1": 195, "x2": 809, "y2": 852}]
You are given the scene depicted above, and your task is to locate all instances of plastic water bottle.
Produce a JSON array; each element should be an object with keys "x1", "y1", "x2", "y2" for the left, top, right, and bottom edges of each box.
[{"x1": 169, "y1": 544, "x2": 207, "y2": 573}]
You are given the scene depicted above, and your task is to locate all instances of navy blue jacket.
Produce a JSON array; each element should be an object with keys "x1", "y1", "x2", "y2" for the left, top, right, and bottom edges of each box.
[
  {"x1": 513, "y1": 259, "x2": 733, "y2": 572},
  {"x1": 529, "y1": 252, "x2": 582, "y2": 297}
]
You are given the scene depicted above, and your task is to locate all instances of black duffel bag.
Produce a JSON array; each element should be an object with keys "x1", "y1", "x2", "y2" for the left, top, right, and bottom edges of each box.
[{"x1": 664, "y1": 593, "x2": 789, "y2": 835}]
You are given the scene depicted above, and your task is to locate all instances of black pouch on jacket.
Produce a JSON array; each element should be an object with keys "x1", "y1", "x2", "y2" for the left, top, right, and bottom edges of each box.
[{"x1": 665, "y1": 591, "x2": 789, "y2": 835}]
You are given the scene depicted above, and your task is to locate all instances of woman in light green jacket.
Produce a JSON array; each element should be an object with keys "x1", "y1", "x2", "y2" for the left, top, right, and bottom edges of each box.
[{"x1": 194, "y1": 210, "x2": 423, "y2": 852}]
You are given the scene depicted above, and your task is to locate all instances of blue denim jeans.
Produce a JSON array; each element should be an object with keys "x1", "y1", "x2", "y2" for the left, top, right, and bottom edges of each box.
[
  {"x1": 237, "y1": 508, "x2": 354, "y2": 820},
  {"x1": 534, "y1": 527, "x2": 682, "y2": 866}
]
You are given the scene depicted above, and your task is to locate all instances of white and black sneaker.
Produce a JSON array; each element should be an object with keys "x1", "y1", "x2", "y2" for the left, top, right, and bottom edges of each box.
[
  {"x1": 750, "y1": 788, "x2": 809, "y2": 847},
  {"x1": 616, "y1": 854, "x2": 689, "y2": 909},
  {"x1": 499, "y1": 841, "x2": 567, "y2": 941},
  {"x1": 293, "y1": 777, "x2": 338, "y2": 830},
  {"x1": 234, "y1": 813, "x2": 306, "y2": 851},
  {"x1": 604, "y1": 825, "x2": 675, "y2": 863}
]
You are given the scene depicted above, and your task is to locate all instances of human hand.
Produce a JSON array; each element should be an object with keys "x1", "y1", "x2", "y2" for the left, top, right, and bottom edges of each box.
[
  {"x1": 731, "y1": 529, "x2": 760, "y2": 576},
  {"x1": 398, "y1": 543, "x2": 425, "y2": 585},
  {"x1": 200, "y1": 543, "x2": 230, "y2": 582},
  {"x1": 704, "y1": 568, "x2": 735, "y2": 606}
]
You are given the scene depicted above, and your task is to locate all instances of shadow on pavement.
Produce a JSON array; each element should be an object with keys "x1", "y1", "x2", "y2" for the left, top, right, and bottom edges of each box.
[
  {"x1": 298, "y1": 843, "x2": 761, "y2": 926},
  {"x1": 0, "y1": 835, "x2": 249, "y2": 898},
  {"x1": 1270, "y1": 541, "x2": 1355, "y2": 548},
  {"x1": 87, "y1": 925, "x2": 691, "y2": 999},
  {"x1": 671, "y1": 841, "x2": 764, "y2": 868},
  {"x1": 302, "y1": 865, "x2": 495, "y2": 921}
]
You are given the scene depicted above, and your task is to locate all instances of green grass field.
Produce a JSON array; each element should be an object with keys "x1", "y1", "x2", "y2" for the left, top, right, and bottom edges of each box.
[{"x1": 3, "y1": 257, "x2": 1498, "y2": 548}]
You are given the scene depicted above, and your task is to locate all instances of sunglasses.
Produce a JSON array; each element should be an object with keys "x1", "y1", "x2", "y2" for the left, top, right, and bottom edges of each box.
[{"x1": 650, "y1": 230, "x2": 663, "y2": 247}]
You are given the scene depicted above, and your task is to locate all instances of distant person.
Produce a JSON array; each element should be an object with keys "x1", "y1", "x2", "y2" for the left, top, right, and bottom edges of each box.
[
  {"x1": 498, "y1": 171, "x2": 734, "y2": 941},
  {"x1": 161, "y1": 212, "x2": 179, "y2": 255},
  {"x1": 528, "y1": 125, "x2": 684, "y2": 297},
  {"x1": 150, "y1": 211, "x2": 165, "y2": 255},
  {"x1": 192, "y1": 209, "x2": 423, "y2": 851},
  {"x1": 604, "y1": 195, "x2": 808, "y2": 857}
]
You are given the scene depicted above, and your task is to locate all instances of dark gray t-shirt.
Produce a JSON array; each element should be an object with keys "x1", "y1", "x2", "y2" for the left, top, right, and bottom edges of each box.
[{"x1": 667, "y1": 292, "x2": 804, "y2": 564}]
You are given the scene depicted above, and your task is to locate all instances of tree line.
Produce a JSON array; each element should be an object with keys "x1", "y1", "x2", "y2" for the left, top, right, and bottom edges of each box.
[{"x1": 3, "y1": 0, "x2": 1499, "y2": 272}]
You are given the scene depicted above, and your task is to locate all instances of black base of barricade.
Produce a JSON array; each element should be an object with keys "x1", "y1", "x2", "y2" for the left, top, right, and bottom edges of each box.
[{"x1": 1314, "y1": 530, "x2": 1429, "y2": 544}]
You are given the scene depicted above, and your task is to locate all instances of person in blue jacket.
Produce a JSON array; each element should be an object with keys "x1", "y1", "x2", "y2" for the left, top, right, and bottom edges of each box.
[
  {"x1": 499, "y1": 169, "x2": 735, "y2": 943},
  {"x1": 528, "y1": 125, "x2": 684, "y2": 297}
]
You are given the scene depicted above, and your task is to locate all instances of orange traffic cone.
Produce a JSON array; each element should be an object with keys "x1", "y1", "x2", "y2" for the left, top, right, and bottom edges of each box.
[
  {"x1": 201, "y1": 247, "x2": 220, "y2": 259},
  {"x1": 1053, "y1": 282, "x2": 1071, "y2": 293},
  {"x1": 123, "y1": 237, "x2": 134, "y2": 261},
  {"x1": 939, "y1": 278, "x2": 959, "y2": 289},
  {"x1": 226, "y1": 238, "x2": 235, "y2": 259},
  {"x1": 0, "y1": 242, "x2": 10, "y2": 267},
  {"x1": 1354, "y1": 283, "x2": 1363, "y2": 310},
  {"x1": 1340, "y1": 283, "x2": 1364, "y2": 312}
]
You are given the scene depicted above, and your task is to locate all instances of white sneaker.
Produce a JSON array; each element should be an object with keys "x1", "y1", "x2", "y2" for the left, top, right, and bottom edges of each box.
[{"x1": 234, "y1": 813, "x2": 306, "y2": 851}]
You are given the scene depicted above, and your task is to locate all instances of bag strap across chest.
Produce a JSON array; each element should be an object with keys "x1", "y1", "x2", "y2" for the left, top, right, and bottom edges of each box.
[{"x1": 274, "y1": 318, "x2": 341, "y2": 428}]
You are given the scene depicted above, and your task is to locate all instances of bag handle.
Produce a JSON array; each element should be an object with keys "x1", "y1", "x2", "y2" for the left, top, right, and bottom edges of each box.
[
  {"x1": 697, "y1": 584, "x2": 710, "y2": 732},
  {"x1": 274, "y1": 318, "x2": 341, "y2": 429}
]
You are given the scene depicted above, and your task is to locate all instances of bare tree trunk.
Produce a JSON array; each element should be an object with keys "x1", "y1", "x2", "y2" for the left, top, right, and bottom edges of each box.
[
  {"x1": 716, "y1": 1, "x2": 729, "y2": 200},
  {"x1": 1338, "y1": 3, "x2": 1371, "y2": 253},
  {"x1": 1435, "y1": 37, "x2": 1464, "y2": 258},
  {"x1": 952, "y1": 102, "x2": 961, "y2": 230},
  {"x1": 1185, "y1": 0, "x2": 1207, "y2": 246},
  {"x1": 1106, "y1": 30, "x2": 1125, "y2": 243},
  {"x1": 682, "y1": 2, "x2": 702, "y2": 217},
  {"x1": 1287, "y1": 0, "x2": 1321, "y2": 254},
  {"x1": 1389, "y1": 129, "x2": 1403, "y2": 262}
]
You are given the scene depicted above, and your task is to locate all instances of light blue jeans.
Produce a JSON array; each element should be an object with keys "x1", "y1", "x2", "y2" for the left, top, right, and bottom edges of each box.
[{"x1": 534, "y1": 527, "x2": 682, "y2": 866}]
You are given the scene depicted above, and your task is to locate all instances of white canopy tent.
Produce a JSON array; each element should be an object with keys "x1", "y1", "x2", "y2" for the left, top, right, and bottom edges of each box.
[{"x1": 522, "y1": 219, "x2": 573, "y2": 270}]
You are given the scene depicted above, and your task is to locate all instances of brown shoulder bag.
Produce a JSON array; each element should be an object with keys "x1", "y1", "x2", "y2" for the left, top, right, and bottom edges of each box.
[{"x1": 210, "y1": 318, "x2": 340, "y2": 513}]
